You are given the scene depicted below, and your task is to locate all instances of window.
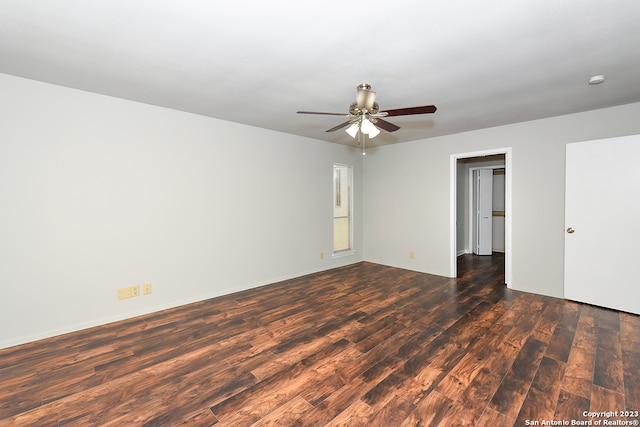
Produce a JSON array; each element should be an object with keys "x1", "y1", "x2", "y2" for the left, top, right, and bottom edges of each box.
[{"x1": 333, "y1": 163, "x2": 352, "y2": 254}]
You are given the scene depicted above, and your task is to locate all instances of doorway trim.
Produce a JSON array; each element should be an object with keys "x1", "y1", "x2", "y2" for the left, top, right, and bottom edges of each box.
[{"x1": 450, "y1": 147, "x2": 512, "y2": 286}]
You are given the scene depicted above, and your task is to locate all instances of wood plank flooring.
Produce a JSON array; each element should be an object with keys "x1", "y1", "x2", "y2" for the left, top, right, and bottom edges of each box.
[{"x1": 1, "y1": 254, "x2": 639, "y2": 426}]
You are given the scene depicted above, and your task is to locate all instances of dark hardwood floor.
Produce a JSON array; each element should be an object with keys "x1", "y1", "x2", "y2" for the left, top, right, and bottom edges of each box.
[{"x1": 1, "y1": 254, "x2": 639, "y2": 426}]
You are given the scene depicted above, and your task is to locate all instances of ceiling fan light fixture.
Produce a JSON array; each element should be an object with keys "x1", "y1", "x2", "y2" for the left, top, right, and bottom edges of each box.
[
  {"x1": 345, "y1": 122, "x2": 360, "y2": 138},
  {"x1": 360, "y1": 118, "x2": 380, "y2": 138},
  {"x1": 297, "y1": 84, "x2": 437, "y2": 143},
  {"x1": 368, "y1": 125, "x2": 380, "y2": 138}
]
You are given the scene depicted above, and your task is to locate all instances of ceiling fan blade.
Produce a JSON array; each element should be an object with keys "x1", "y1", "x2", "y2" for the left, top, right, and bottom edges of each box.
[
  {"x1": 297, "y1": 111, "x2": 349, "y2": 116},
  {"x1": 383, "y1": 105, "x2": 437, "y2": 116},
  {"x1": 325, "y1": 121, "x2": 352, "y2": 132},
  {"x1": 374, "y1": 118, "x2": 401, "y2": 132}
]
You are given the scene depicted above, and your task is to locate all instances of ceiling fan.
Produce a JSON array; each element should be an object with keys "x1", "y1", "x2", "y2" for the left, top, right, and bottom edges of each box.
[{"x1": 297, "y1": 83, "x2": 437, "y2": 143}]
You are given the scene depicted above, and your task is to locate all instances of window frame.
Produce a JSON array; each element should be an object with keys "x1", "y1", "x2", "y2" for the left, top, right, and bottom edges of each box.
[{"x1": 332, "y1": 163, "x2": 354, "y2": 256}]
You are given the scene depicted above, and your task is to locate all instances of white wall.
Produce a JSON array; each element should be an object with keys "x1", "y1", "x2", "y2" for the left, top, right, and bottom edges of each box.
[
  {"x1": 363, "y1": 101, "x2": 640, "y2": 298},
  {"x1": 0, "y1": 74, "x2": 363, "y2": 349}
]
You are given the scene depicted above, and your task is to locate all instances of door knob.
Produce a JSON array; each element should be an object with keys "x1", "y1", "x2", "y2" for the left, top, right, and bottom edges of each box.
[{"x1": 566, "y1": 227, "x2": 575, "y2": 234}]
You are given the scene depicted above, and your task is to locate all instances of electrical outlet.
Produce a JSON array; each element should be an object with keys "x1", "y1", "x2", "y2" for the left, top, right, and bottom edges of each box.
[
  {"x1": 143, "y1": 283, "x2": 152, "y2": 295},
  {"x1": 410, "y1": 251, "x2": 415, "y2": 259},
  {"x1": 118, "y1": 285, "x2": 141, "y2": 300},
  {"x1": 117, "y1": 286, "x2": 132, "y2": 300}
]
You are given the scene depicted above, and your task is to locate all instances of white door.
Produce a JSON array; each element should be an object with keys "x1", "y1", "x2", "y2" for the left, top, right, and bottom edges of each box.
[
  {"x1": 475, "y1": 169, "x2": 493, "y2": 255},
  {"x1": 564, "y1": 135, "x2": 640, "y2": 315}
]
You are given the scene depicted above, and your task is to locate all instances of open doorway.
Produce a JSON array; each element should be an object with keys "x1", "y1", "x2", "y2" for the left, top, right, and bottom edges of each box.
[
  {"x1": 467, "y1": 159, "x2": 505, "y2": 256},
  {"x1": 450, "y1": 148, "x2": 512, "y2": 286}
]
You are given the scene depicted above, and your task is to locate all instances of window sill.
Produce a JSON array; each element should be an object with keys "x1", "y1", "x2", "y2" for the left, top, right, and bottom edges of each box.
[{"x1": 332, "y1": 250, "x2": 356, "y2": 258}]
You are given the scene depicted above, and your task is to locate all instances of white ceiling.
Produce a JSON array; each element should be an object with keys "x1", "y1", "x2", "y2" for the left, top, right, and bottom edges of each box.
[{"x1": 1, "y1": 1, "x2": 640, "y2": 147}]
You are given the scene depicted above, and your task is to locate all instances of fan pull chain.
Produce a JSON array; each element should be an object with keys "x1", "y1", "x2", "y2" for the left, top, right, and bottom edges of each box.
[{"x1": 362, "y1": 133, "x2": 366, "y2": 156}]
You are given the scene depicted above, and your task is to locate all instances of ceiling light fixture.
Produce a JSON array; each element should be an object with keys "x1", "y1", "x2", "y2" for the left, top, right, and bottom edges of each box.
[
  {"x1": 346, "y1": 120, "x2": 375, "y2": 155},
  {"x1": 588, "y1": 75, "x2": 605, "y2": 85},
  {"x1": 360, "y1": 118, "x2": 380, "y2": 138},
  {"x1": 344, "y1": 117, "x2": 381, "y2": 139},
  {"x1": 298, "y1": 83, "x2": 437, "y2": 150},
  {"x1": 345, "y1": 122, "x2": 359, "y2": 138}
]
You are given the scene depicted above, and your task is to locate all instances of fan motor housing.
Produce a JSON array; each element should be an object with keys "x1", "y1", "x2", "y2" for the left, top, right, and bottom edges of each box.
[{"x1": 349, "y1": 102, "x2": 379, "y2": 115}]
